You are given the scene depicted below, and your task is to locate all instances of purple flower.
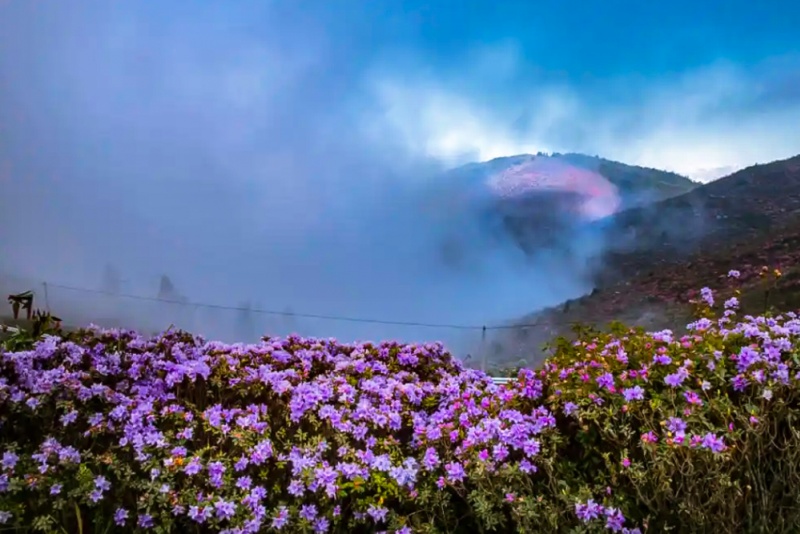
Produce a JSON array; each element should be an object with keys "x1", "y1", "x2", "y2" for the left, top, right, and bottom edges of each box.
[
  {"x1": 137, "y1": 514, "x2": 154, "y2": 529},
  {"x1": 664, "y1": 369, "x2": 688, "y2": 388},
  {"x1": 184, "y1": 457, "x2": 203, "y2": 476},
  {"x1": 737, "y1": 346, "x2": 762, "y2": 372},
  {"x1": 287, "y1": 479, "x2": 305, "y2": 497},
  {"x1": 731, "y1": 374, "x2": 749, "y2": 391},
  {"x1": 250, "y1": 486, "x2": 267, "y2": 502},
  {"x1": 622, "y1": 386, "x2": 645, "y2": 402},
  {"x1": 299, "y1": 504, "x2": 318, "y2": 521},
  {"x1": 563, "y1": 402, "x2": 578, "y2": 415},
  {"x1": 94, "y1": 475, "x2": 111, "y2": 492},
  {"x1": 113, "y1": 508, "x2": 128, "y2": 526},
  {"x1": 575, "y1": 499, "x2": 604, "y2": 522},
  {"x1": 422, "y1": 448, "x2": 440, "y2": 470},
  {"x1": 596, "y1": 372, "x2": 615, "y2": 390},
  {"x1": 519, "y1": 459, "x2": 537, "y2": 473},
  {"x1": 207, "y1": 460, "x2": 226, "y2": 488},
  {"x1": 444, "y1": 462, "x2": 466, "y2": 483},
  {"x1": 271, "y1": 506, "x2": 290, "y2": 530},
  {"x1": 700, "y1": 433, "x2": 726, "y2": 454},
  {"x1": 371, "y1": 454, "x2": 392, "y2": 472},
  {"x1": 234, "y1": 455, "x2": 249, "y2": 472},
  {"x1": 58, "y1": 446, "x2": 80, "y2": 465},
  {"x1": 60, "y1": 410, "x2": 79, "y2": 426},
  {"x1": 683, "y1": 390, "x2": 702, "y2": 405},
  {"x1": 367, "y1": 505, "x2": 389, "y2": 523},
  {"x1": 1, "y1": 452, "x2": 18, "y2": 470},
  {"x1": 653, "y1": 354, "x2": 672, "y2": 365},
  {"x1": 250, "y1": 440, "x2": 273, "y2": 465},
  {"x1": 215, "y1": 499, "x2": 236, "y2": 521},
  {"x1": 188, "y1": 506, "x2": 209, "y2": 524},
  {"x1": 604, "y1": 507, "x2": 626, "y2": 532},
  {"x1": 492, "y1": 444, "x2": 509, "y2": 462},
  {"x1": 700, "y1": 287, "x2": 714, "y2": 306},
  {"x1": 666, "y1": 417, "x2": 686, "y2": 434},
  {"x1": 522, "y1": 438, "x2": 540, "y2": 457},
  {"x1": 313, "y1": 517, "x2": 330, "y2": 533}
]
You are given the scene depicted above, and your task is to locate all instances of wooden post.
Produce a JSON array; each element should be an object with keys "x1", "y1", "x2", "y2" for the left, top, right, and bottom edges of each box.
[{"x1": 7, "y1": 291, "x2": 34, "y2": 320}]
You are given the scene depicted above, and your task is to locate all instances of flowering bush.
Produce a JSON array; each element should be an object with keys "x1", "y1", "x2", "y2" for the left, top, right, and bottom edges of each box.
[{"x1": 1, "y1": 271, "x2": 800, "y2": 532}]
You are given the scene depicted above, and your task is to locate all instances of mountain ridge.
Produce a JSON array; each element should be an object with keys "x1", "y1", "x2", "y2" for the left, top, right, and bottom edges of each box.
[
  {"x1": 437, "y1": 152, "x2": 699, "y2": 259},
  {"x1": 485, "y1": 153, "x2": 800, "y2": 369}
]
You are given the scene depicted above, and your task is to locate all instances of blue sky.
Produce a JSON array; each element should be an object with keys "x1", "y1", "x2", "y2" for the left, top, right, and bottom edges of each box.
[
  {"x1": 2, "y1": 1, "x2": 799, "y2": 180},
  {"x1": 1, "y1": 1, "x2": 799, "y2": 349}
]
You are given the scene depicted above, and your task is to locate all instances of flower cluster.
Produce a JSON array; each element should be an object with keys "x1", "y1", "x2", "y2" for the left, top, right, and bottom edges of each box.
[
  {"x1": 0, "y1": 329, "x2": 559, "y2": 532},
  {"x1": 1, "y1": 275, "x2": 800, "y2": 532},
  {"x1": 575, "y1": 498, "x2": 641, "y2": 533}
]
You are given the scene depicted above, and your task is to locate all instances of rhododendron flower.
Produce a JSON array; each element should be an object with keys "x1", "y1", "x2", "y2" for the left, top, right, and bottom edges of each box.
[
  {"x1": 622, "y1": 386, "x2": 645, "y2": 402},
  {"x1": 700, "y1": 433, "x2": 726, "y2": 454},
  {"x1": 575, "y1": 499, "x2": 604, "y2": 522},
  {"x1": 641, "y1": 431, "x2": 658, "y2": 444}
]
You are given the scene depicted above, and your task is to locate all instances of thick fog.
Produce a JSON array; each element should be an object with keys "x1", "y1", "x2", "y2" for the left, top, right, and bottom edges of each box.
[
  {"x1": 1, "y1": 1, "x2": 798, "y2": 357},
  {"x1": 0, "y1": 2, "x2": 603, "y2": 356}
]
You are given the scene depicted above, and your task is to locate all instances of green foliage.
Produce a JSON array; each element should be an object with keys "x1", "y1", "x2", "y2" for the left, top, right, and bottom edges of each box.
[{"x1": 0, "y1": 310, "x2": 63, "y2": 351}]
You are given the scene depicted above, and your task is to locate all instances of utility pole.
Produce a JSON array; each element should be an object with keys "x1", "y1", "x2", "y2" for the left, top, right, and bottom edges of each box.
[
  {"x1": 42, "y1": 282, "x2": 51, "y2": 313},
  {"x1": 480, "y1": 325, "x2": 487, "y2": 372}
]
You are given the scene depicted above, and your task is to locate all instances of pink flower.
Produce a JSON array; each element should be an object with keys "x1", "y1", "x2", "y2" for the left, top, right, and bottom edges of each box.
[
  {"x1": 683, "y1": 391, "x2": 703, "y2": 405},
  {"x1": 641, "y1": 431, "x2": 658, "y2": 444}
]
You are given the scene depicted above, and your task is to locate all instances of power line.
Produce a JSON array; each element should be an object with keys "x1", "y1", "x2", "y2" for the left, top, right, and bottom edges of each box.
[{"x1": 42, "y1": 281, "x2": 586, "y2": 332}]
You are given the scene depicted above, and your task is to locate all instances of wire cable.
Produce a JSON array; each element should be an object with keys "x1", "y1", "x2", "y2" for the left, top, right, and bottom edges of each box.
[{"x1": 42, "y1": 282, "x2": 587, "y2": 331}]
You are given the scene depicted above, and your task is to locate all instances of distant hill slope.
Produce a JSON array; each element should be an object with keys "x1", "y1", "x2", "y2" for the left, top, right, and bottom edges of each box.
[
  {"x1": 592, "y1": 154, "x2": 800, "y2": 285},
  {"x1": 554, "y1": 152, "x2": 699, "y2": 206},
  {"x1": 488, "y1": 154, "x2": 800, "y2": 369},
  {"x1": 435, "y1": 152, "x2": 699, "y2": 259},
  {"x1": 446, "y1": 152, "x2": 697, "y2": 207}
]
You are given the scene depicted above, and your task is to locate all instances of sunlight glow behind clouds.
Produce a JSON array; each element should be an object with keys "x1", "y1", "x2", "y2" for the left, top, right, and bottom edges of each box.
[{"x1": 369, "y1": 55, "x2": 800, "y2": 181}]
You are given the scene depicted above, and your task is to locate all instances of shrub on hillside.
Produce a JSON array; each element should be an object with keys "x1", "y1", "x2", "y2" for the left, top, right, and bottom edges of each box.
[
  {"x1": 532, "y1": 271, "x2": 800, "y2": 532},
  {"x1": 0, "y1": 270, "x2": 798, "y2": 533}
]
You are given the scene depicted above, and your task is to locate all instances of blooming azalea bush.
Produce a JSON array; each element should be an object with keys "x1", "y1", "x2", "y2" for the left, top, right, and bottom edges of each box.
[
  {"x1": 0, "y1": 326, "x2": 563, "y2": 533},
  {"x1": 533, "y1": 269, "x2": 800, "y2": 532},
  {"x1": 1, "y1": 270, "x2": 799, "y2": 532}
]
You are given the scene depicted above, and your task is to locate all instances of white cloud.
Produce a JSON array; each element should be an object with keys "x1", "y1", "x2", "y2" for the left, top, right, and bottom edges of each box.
[
  {"x1": 367, "y1": 52, "x2": 800, "y2": 181},
  {"x1": 368, "y1": 80, "x2": 546, "y2": 165}
]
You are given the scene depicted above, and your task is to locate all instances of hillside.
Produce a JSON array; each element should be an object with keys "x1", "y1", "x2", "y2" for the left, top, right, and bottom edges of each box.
[
  {"x1": 555, "y1": 152, "x2": 700, "y2": 206},
  {"x1": 488, "y1": 154, "x2": 800, "y2": 368},
  {"x1": 446, "y1": 152, "x2": 696, "y2": 204},
  {"x1": 591, "y1": 154, "x2": 800, "y2": 285},
  {"x1": 436, "y1": 152, "x2": 698, "y2": 258}
]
